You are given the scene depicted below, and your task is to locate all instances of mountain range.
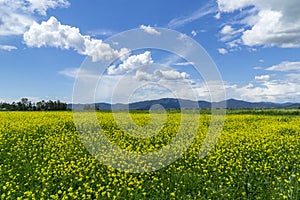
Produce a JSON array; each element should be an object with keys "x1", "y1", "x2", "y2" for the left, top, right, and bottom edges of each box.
[{"x1": 68, "y1": 98, "x2": 300, "y2": 110}]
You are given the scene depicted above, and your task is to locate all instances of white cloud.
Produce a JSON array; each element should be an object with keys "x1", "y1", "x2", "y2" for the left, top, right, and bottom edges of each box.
[
  {"x1": 157, "y1": 54, "x2": 181, "y2": 67},
  {"x1": 24, "y1": 17, "x2": 129, "y2": 62},
  {"x1": 191, "y1": 30, "x2": 197, "y2": 37},
  {"x1": 253, "y1": 66, "x2": 263, "y2": 70},
  {"x1": 220, "y1": 25, "x2": 234, "y2": 35},
  {"x1": 219, "y1": 25, "x2": 244, "y2": 44},
  {"x1": 25, "y1": 0, "x2": 70, "y2": 15},
  {"x1": 59, "y1": 67, "x2": 102, "y2": 80},
  {"x1": 67, "y1": 69, "x2": 300, "y2": 104},
  {"x1": 217, "y1": 0, "x2": 252, "y2": 13},
  {"x1": 217, "y1": 0, "x2": 300, "y2": 48},
  {"x1": 255, "y1": 75, "x2": 270, "y2": 82},
  {"x1": 285, "y1": 73, "x2": 300, "y2": 81},
  {"x1": 218, "y1": 48, "x2": 228, "y2": 54},
  {"x1": 62, "y1": 63, "x2": 194, "y2": 103},
  {"x1": 241, "y1": 10, "x2": 286, "y2": 47},
  {"x1": 62, "y1": 68, "x2": 300, "y2": 103},
  {"x1": 224, "y1": 71, "x2": 300, "y2": 102},
  {"x1": 221, "y1": 61, "x2": 299, "y2": 102},
  {"x1": 266, "y1": 61, "x2": 300, "y2": 72},
  {"x1": 58, "y1": 68, "x2": 80, "y2": 78},
  {"x1": 134, "y1": 68, "x2": 190, "y2": 82},
  {"x1": 0, "y1": 9, "x2": 34, "y2": 36},
  {"x1": 214, "y1": 12, "x2": 221, "y2": 19},
  {"x1": 155, "y1": 70, "x2": 190, "y2": 80},
  {"x1": 0, "y1": 0, "x2": 69, "y2": 36},
  {"x1": 134, "y1": 70, "x2": 154, "y2": 82},
  {"x1": 107, "y1": 51, "x2": 153, "y2": 75},
  {"x1": 67, "y1": 67, "x2": 196, "y2": 103},
  {"x1": 177, "y1": 33, "x2": 189, "y2": 41},
  {"x1": 0, "y1": 45, "x2": 17, "y2": 51},
  {"x1": 174, "y1": 62, "x2": 195, "y2": 66},
  {"x1": 168, "y1": 2, "x2": 217, "y2": 28},
  {"x1": 95, "y1": 73, "x2": 196, "y2": 103},
  {"x1": 140, "y1": 25, "x2": 160, "y2": 35},
  {"x1": 227, "y1": 80, "x2": 300, "y2": 103},
  {"x1": 86, "y1": 29, "x2": 115, "y2": 37},
  {"x1": 226, "y1": 39, "x2": 241, "y2": 48},
  {"x1": 221, "y1": 25, "x2": 244, "y2": 36},
  {"x1": 60, "y1": 54, "x2": 190, "y2": 83}
]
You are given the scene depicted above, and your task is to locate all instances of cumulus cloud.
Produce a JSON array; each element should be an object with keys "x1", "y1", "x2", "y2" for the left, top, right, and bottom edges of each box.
[
  {"x1": 107, "y1": 51, "x2": 153, "y2": 75},
  {"x1": 221, "y1": 61, "x2": 300, "y2": 102},
  {"x1": 0, "y1": 45, "x2": 17, "y2": 51},
  {"x1": 155, "y1": 70, "x2": 190, "y2": 80},
  {"x1": 255, "y1": 75, "x2": 270, "y2": 82},
  {"x1": 225, "y1": 39, "x2": 241, "y2": 48},
  {"x1": 222, "y1": 68, "x2": 300, "y2": 102},
  {"x1": 0, "y1": 9, "x2": 34, "y2": 36},
  {"x1": 220, "y1": 25, "x2": 234, "y2": 35},
  {"x1": 95, "y1": 73, "x2": 195, "y2": 103},
  {"x1": 134, "y1": 70, "x2": 153, "y2": 82},
  {"x1": 135, "y1": 68, "x2": 190, "y2": 81},
  {"x1": 0, "y1": 0, "x2": 69, "y2": 36},
  {"x1": 218, "y1": 48, "x2": 228, "y2": 54},
  {"x1": 140, "y1": 25, "x2": 160, "y2": 35},
  {"x1": 25, "y1": 0, "x2": 70, "y2": 15},
  {"x1": 24, "y1": 17, "x2": 129, "y2": 62},
  {"x1": 217, "y1": 0, "x2": 300, "y2": 48},
  {"x1": 60, "y1": 51, "x2": 190, "y2": 82},
  {"x1": 227, "y1": 78, "x2": 300, "y2": 102},
  {"x1": 61, "y1": 68, "x2": 300, "y2": 103},
  {"x1": 285, "y1": 73, "x2": 300, "y2": 81},
  {"x1": 217, "y1": 0, "x2": 252, "y2": 13},
  {"x1": 219, "y1": 25, "x2": 245, "y2": 48},
  {"x1": 266, "y1": 61, "x2": 300, "y2": 72},
  {"x1": 220, "y1": 25, "x2": 244, "y2": 38},
  {"x1": 61, "y1": 66, "x2": 195, "y2": 103}
]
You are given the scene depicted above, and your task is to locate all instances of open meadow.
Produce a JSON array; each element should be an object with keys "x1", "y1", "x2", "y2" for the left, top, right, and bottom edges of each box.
[{"x1": 0, "y1": 111, "x2": 300, "y2": 199}]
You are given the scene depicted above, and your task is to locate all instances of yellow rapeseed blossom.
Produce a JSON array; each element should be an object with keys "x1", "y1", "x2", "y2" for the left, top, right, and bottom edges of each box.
[{"x1": 0, "y1": 111, "x2": 299, "y2": 199}]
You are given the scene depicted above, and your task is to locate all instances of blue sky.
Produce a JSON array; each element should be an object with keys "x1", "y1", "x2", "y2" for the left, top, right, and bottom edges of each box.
[{"x1": 1, "y1": 0, "x2": 300, "y2": 103}]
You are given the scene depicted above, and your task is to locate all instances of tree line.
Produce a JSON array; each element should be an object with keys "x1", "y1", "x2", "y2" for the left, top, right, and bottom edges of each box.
[{"x1": 0, "y1": 98, "x2": 67, "y2": 111}]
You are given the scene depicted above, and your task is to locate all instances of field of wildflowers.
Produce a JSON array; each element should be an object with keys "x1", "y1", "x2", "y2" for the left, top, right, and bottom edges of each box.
[{"x1": 0, "y1": 111, "x2": 299, "y2": 199}]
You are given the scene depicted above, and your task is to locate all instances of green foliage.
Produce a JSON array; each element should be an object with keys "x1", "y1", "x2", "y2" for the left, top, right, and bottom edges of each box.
[
  {"x1": 226, "y1": 109, "x2": 300, "y2": 116},
  {"x1": 0, "y1": 98, "x2": 67, "y2": 111}
]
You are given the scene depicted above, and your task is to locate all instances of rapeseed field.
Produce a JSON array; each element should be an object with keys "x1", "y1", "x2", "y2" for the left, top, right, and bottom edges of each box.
[{"x1": 0, "y1": 111, "x2": 299, "y2": 199}]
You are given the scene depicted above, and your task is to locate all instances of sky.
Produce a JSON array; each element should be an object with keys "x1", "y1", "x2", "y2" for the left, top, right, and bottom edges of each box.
[{"x1": 1, "y1": 0, "x2": 300, "y2": 103}]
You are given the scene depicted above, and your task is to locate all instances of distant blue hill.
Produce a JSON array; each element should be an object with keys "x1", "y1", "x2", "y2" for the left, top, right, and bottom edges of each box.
[{"x1": 68, "y1": 98, "x2": 298, "y2": 110}]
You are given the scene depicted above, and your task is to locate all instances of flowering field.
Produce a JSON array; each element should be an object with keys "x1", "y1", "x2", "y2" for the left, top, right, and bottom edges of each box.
[{"x1": 0, "y1": 111, "x2": 300, "y2": 199}]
